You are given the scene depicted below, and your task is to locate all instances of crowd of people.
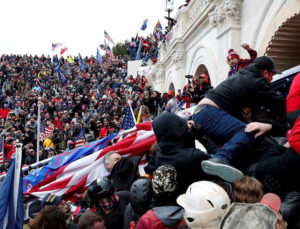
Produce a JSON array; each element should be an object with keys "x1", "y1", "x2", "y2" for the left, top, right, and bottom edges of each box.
[
  {"x1": 1, "y1": 36, "x2": 300, "y2": 229},
  {"x1": 0, "y1": 52, "x2": 171, "y2": 175}
]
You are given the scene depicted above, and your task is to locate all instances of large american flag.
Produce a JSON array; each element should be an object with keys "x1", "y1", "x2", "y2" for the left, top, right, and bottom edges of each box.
[
  {"x1": 0, "y1": 136, "x2": 4, "y2": 165},
  {"x1": 40, "y1": 121, "x2": 54, "y2": 141},
  {"x1": 24, "y1": 122, "x2": 156, "y2": 200},
  {"x1": 104, "y1": 31, "x2": 115, "y2": 44},
  {"x1": 75, "y1": 128, "x2": 86, "y2": 148},
  {"x1": 121, "y1": 106, "x2": 136, "y2": 130}
]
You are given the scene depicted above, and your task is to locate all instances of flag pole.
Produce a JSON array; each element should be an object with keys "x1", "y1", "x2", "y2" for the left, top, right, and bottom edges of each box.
[
  {"x1": 36, "y1": 97, "x2": 41, "y2": 163},
  {"x1": 13, "y1": 141, "x2": 22, "y2": 217},
  {"x1": 128, "y1": 101, "x2": 137, "y2": 124}
]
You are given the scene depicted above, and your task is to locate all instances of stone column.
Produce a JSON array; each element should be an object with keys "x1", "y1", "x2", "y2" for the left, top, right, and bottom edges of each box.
[{"x1": 208, "y1": 0, "x2": 243, "y2": 83}]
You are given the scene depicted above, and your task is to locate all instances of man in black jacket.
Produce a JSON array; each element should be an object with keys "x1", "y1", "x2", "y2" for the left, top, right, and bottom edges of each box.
[
  {"x1": 192, "y1": 56, "x2": 285, "y2": 182},
  {"x1": 152, "y1": 112, "x2": 215, "y2": 195}
]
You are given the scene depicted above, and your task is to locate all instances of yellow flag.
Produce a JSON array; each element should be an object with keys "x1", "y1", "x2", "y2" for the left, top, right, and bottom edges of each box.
[
  {"x1": 67, "y1": 56, "x2": 74, "y2": 64},
  {"x1": 136, "y1": 105, "x2": 143, "y2": 124}
]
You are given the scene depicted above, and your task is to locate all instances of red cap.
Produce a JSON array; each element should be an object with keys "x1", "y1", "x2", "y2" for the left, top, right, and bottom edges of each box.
[{"x1": 260, "y1": 193, "x2": 281, "y2": 213}]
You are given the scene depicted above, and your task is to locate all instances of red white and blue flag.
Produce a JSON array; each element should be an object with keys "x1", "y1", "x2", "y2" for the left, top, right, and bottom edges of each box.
[
  {"x1": 106, "y1": 49, "x2": 117, "y2": 62},
  {"x1": 104, "y1": 31, "x2": 115, "y2": 44},
  {"x1": 75, "y1": 128, "x2": 86, "y2": 148},
  {"x1": 23, "y1": 134, "x2": 117, "y2": 193},
  {"x1": 40, "y1": 121, "x2": 54, "y2": 141},
  {"x1": 24, "y1": 122, "x2": 156, "y2": 200},
  {"x1": 52, "y1": 43, "x2": 63, "y2": 51}
]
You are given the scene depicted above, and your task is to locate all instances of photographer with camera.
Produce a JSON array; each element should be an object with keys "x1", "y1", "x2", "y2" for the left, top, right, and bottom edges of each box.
[{"x1": 186, "y1": 74, "x2": 212, "y2": 105}]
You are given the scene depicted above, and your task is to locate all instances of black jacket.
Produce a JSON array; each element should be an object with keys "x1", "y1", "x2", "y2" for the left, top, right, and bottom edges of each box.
[
  {"x1": 152, "y1": 113, "x2": 209, "y2": 195},
  {"x1": 255, "y1": 144, "x2": 300, "y2": 194},
  {"x1": 206, "y1": 64, "x2": 286, "y2": 120}
]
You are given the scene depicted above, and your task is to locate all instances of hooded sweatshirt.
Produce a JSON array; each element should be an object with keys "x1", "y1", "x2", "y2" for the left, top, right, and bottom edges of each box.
[{"x1": 152, "y1": 113, "x2": 209, "y2": 195}]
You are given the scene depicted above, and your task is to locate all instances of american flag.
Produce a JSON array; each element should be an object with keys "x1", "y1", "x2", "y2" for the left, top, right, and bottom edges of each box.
[
  {"x1": 52, "y1": 43, "x2": 63, "y2": 51},
  {"x1": 40, "y1": 121, "x2": 54, "y2": 141},
  {"x1": 0, "y1": 136, "x2": 4, "y2": 165},
  {"x1": 121, "y1": 106, "x2": 136, "y2": 130},
  {"x1": 104, "y1": 31, "x2": 115, "y2": 44},
  {"x1": 106, "y1": 50, "x2": 117, "y2": 62},
  {"x1": 75, "y1": 128, "x2": 86, "y2": 148},
  {"x1": 24, "y1": 122, "x2": 156, "y2": 200}
]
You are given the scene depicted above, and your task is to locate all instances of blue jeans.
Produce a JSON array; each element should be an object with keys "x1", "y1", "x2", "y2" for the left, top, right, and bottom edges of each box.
[{"x1": 192, "y1": 105, "x2": 254, "y2": 163}]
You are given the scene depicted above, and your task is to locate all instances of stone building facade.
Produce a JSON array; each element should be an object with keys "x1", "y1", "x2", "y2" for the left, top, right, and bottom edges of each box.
[{"x1": 147, "y1": 0, "x2": 300, "y2": 92}]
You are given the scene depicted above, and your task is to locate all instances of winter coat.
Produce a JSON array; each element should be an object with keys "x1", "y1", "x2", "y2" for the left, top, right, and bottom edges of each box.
[
  {"x1": 286, "y1": 72, "x2": 300, "y2": 114},
  {"x1": 137, "y1": 206, "x2": 184, "y2": 229},
  {"x1": 206, "y1": 64, "x2": 286, "y2": 120},
  {"x1": 152, "y1": 112, "x2": 209, "y2": 195}
]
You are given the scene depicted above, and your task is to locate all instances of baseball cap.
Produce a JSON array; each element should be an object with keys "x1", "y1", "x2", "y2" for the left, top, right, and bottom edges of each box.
[
  {"x1": 254, "y1": 56, "x2": 282, "y2": 74},
  {"x1": 260, "y1": 193, "x2": 281, "y2": 213}
]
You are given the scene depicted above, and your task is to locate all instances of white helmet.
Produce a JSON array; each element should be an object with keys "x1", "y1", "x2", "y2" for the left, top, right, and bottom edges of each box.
[{"x1": 177, "y1": 181, "x2": 231, "y2": 229}]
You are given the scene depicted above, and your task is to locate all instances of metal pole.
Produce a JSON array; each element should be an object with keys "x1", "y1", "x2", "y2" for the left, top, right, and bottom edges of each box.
[
  {"x1": 36, "y1": 97, "x2": 41, "y2": 163},
  {"x1": 13, "y1": 141, "x2": 22, "y2": 216}
]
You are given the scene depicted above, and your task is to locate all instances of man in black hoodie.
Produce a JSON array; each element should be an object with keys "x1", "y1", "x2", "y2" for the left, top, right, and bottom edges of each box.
[{"x1": 152, "y1": 112, "x2": 214, "y2": 195}]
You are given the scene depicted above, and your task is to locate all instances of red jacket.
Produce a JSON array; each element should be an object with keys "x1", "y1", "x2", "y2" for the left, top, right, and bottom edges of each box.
[
  {"x1": 0, "y1": 108, "x2": 11, "y2": 119},
  {"x1": 4, "y1": 140, "x2": 14, "y2": 161},
  {"x1": 286, "y1": 72, "x2": 300, "y2": 114},
  {"x1": 289, "y1": 116, "x2": 300, "y2": 155},
  {"x1": 137, "y1": 210, "x2": 175, "y2": 229},
  {"x1": 99, "y1": 126, "x2": 113, "y2": 138}
]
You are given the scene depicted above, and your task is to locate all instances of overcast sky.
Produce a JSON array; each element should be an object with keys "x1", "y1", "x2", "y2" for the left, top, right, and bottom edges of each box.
[{"x1": 0, "y1": 0, "x2": 184, "y2": 56}]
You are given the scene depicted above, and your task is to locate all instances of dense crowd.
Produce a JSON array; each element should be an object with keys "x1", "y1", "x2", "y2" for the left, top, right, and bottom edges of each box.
[
  {"x1": 0, "y1": 53, "x2": 164, "y2": 173},
  {"x1": 1, "y1": 37, "x2": 300, "y2": 229}
]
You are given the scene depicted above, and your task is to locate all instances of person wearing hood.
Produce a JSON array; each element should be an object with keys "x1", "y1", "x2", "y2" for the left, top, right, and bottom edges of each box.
[{"x1": 152, "y1": 112, "x2": 215, "y2": 195}]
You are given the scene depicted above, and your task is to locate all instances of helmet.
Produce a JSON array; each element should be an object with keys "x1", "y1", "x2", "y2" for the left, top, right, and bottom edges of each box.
[
  {"x1": 129, "y1": 178, "x2": 152, "y2": 215},
  {"x1": 177, "y1": 181, "x2": 231, "y2": 229},
  {"x1": 88, "y1": 178, "x2": 114, "y2": 206}
]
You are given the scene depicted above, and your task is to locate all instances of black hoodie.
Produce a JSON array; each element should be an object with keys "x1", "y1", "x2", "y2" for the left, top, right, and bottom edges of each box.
[{"x1": 152, "y1": 113, "x2": 209, "y2": 195}]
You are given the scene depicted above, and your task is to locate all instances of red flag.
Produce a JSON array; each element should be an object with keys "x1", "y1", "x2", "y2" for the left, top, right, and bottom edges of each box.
[{"x1": 60, "y1": 47, "x2": 68, "y2": 55}]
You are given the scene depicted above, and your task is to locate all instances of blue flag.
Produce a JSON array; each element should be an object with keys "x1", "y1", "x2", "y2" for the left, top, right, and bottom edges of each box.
[
  {"x1": 53, "y1": 56, "x2": 61, "y2": 72},
  {"x1": 79, "y1": 53, "x2": 86, "y2": 71},
  {"x1": 76, "y1": 127, "x2": 85, "y2": 140},
  {"x1": 97, "y1": 48, "x2": 102, "y2": 63},
  {"x1": 136, "y1": 39, "x2": 143, "y2": 60},
  {"x1": 58, "y1": 71, "x2": 66, "y2": 85},
  {"x1": 23, "y1": 134, "x2": 117, "y2": 192},
  {"x1": 121, "y1": 106, "x2": 136, "y2": 130},
  {"x1": 53, "y1": 56, "x2": 66, "y2": 84},
  {"x1": 0, "y1": 160, "x2": 23, "y2": 228},
  {"x1": 141, "y1": 19, "x2": 148, "y2": 31}
]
